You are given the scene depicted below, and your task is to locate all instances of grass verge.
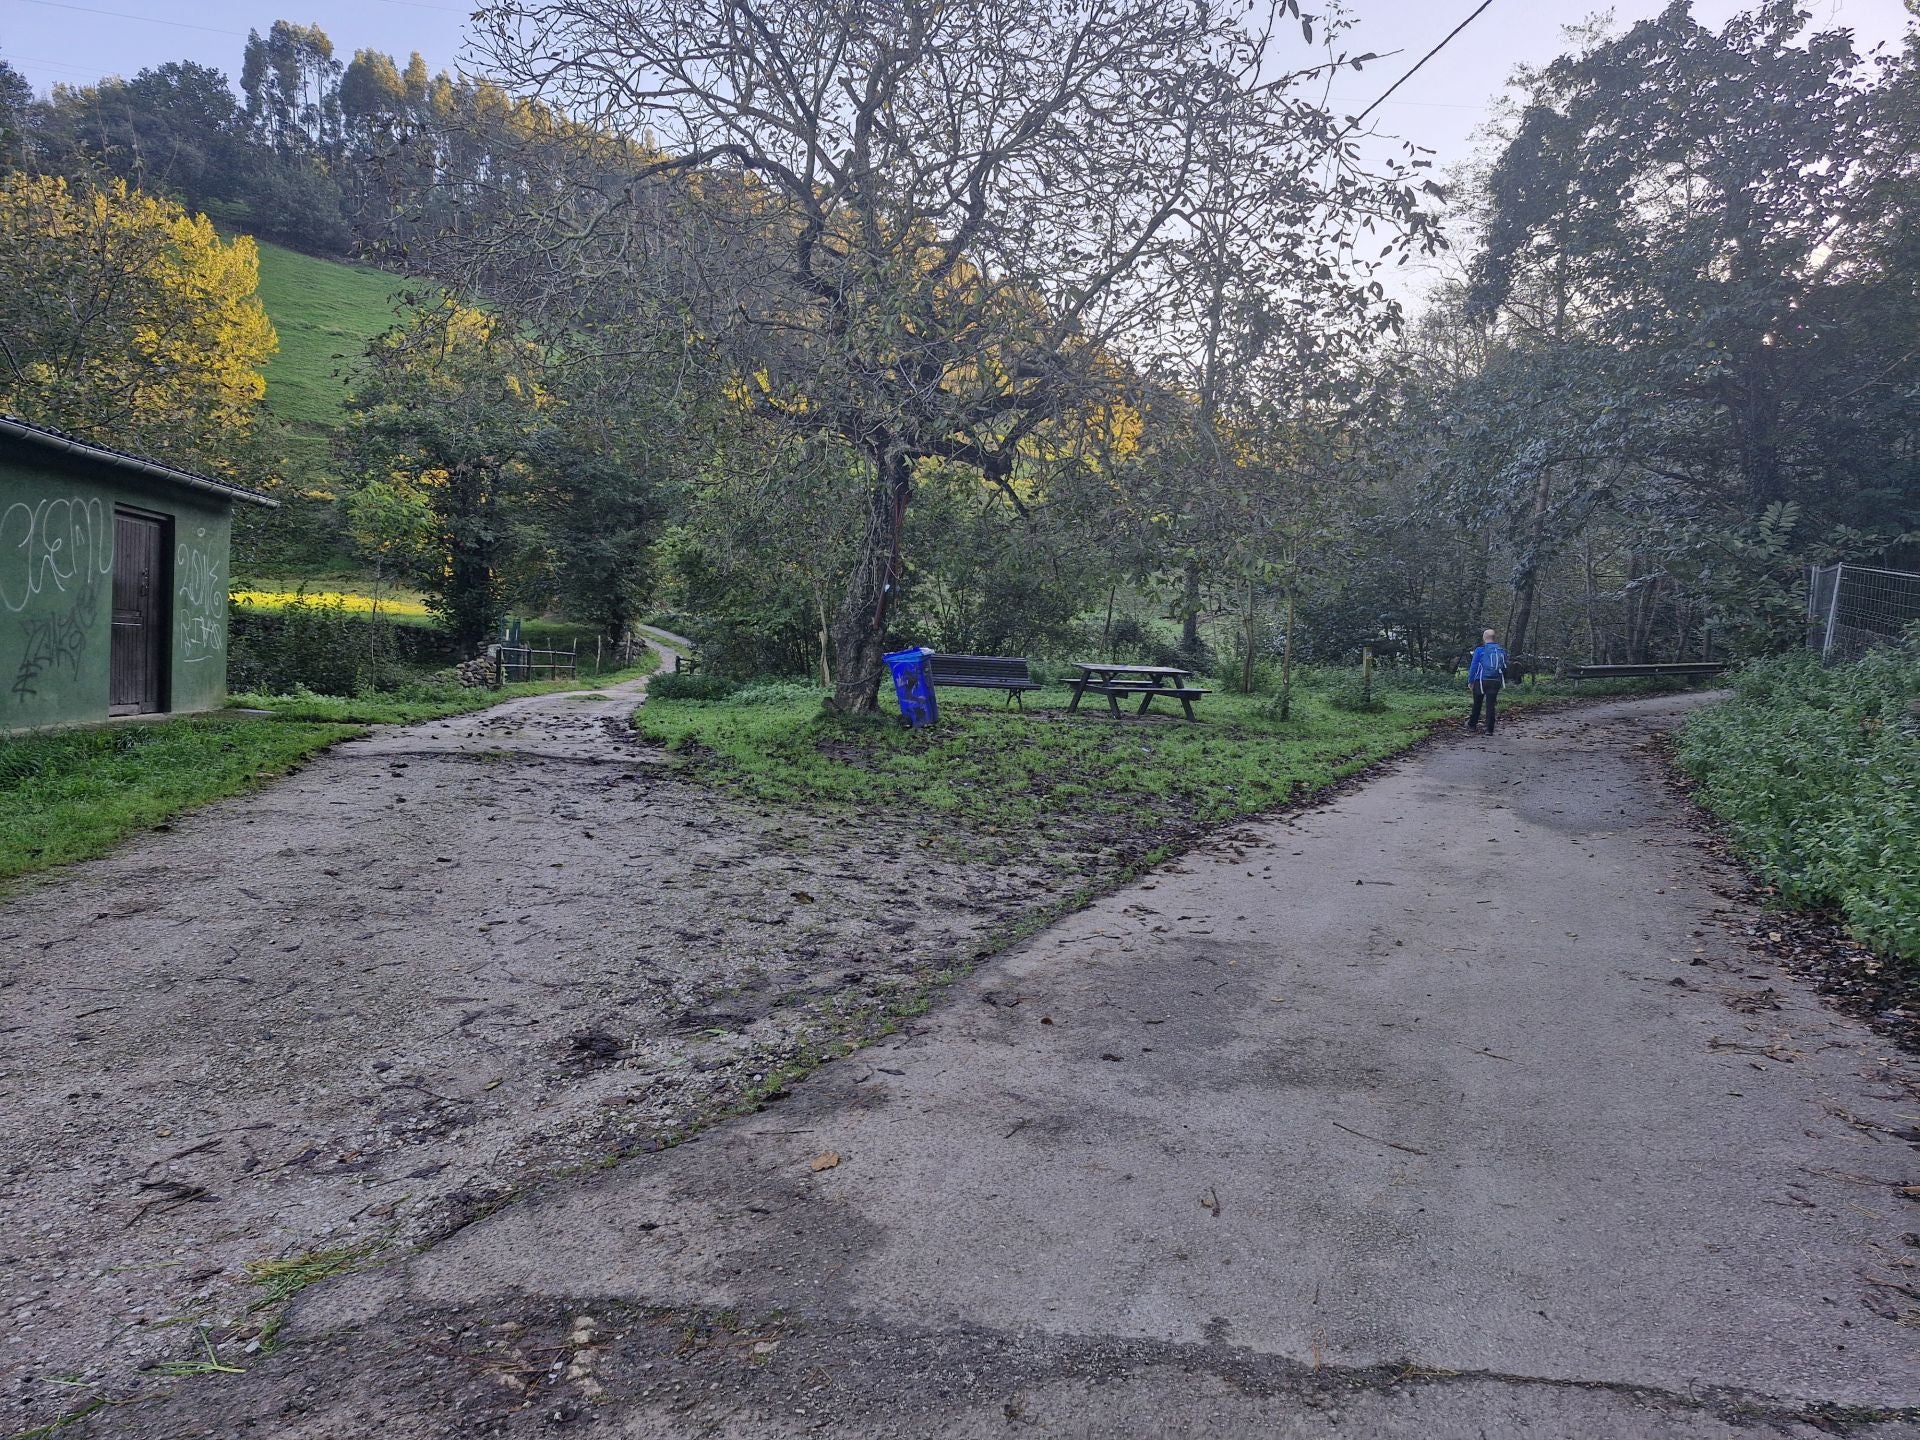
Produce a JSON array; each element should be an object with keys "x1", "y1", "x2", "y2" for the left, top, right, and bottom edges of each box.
[
  {"x1": 0, "y1": 656, "x2": 659, "y2": 886},
  {"x1": 0, "y1": 714, "x2": 360, "y2": 886},
  {"x1": 1676, "y1": 647, "x2": 1918, "y2": 965}
]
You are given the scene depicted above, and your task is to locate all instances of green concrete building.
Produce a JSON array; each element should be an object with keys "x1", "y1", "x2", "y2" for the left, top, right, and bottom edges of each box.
[{"x1": 1, "y1": 415, "x2": 274, "y2": 732}]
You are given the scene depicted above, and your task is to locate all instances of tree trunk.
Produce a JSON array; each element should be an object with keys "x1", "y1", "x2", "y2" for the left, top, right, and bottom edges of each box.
[
  {"x1": 1582, "y1": 538, "x2": 1600, "y2": 666},
  {"x1": 1277, "y1": 589, "x2": 1296, "y2": 720},
  {"x1": 1507, "y1": 574, "x2": 1537, "y2": 663},
  {"x1": 1241, "y1": 580, "x2": 1257, "y2": 694},
  {"x1": 1633, "y1": 572, "x2": 1662, "y2": 663},
  {"x1": 1179, "y1": 560, "x2": 1201, "y2": 655},
  {"x1": 828, "y1": 448, "x2": 912, "y2": 714},
  {"x1": 1506, "y1": 467, "x2": 1554, "y2": 659},
  {"x1": 1466, "y1": 528, "x2": 1492, "y2": 657},
  {"x1": 816, "y1": 588, "x2": 832, "y2": 690}
]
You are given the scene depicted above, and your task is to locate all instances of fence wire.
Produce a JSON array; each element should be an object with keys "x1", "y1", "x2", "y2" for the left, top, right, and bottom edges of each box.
[{"x1": 1808, "y1": 563, "x2": 1920, "y2": 662}]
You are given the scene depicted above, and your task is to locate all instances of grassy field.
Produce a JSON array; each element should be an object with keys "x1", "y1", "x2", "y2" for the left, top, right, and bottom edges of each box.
[
  {"x1": 231, "y1": 586, "x2": 436, "y2": 623},
  {"x1": 636, "y1": 674, "x2": 1566, "y2": 870},
  {"x1": 252, "y1": 239, "x2": 405, "y2": 465}
]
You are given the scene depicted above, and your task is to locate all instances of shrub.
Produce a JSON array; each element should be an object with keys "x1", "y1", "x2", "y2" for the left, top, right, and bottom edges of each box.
[
  {"x1": 1100, "y1": 614, "x2": 1189, "y2": 670},
  {"x1": 228, "y1": 590, "x2": 465, "y2": 697},
  {"x1": 728, "y1": 680, "x2": 825, "y2": 707},
  {"x1": 1215, "y1": 640, "x2": 1277, "y2": 695},
  {"x1": 1323, "y1": 673, "x2": 1387, "y2": 712},
  {"x1": 648, "y1": 671, "x2": 742, "y2": 702},
  {"x1": 1678, "y1": 647, "x2": 1920, "y2": 963}
]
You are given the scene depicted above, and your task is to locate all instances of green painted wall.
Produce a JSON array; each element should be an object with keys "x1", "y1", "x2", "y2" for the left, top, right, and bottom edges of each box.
[{"x1": 1, "y1": 447, "x2": 234, "y2": 731}]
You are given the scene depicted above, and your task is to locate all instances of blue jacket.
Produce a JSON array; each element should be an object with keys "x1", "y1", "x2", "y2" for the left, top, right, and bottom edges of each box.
[{"x1": 1469, "y1": 642, "x2": 1508, "y2": 684}]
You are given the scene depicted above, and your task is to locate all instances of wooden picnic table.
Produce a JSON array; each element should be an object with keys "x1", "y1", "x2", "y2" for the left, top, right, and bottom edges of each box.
[{"x1": 1066, "y1": 662, "x2": 1210, "y2": 721}]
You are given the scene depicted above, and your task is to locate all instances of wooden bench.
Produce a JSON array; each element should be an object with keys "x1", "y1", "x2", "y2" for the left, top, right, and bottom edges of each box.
[
  {"x1": 927, "y1": 653, "x2": 1044, "y2": 707},
  {"x1": 1066, "y1": 663, "x2": 1209, "y2": 721}
]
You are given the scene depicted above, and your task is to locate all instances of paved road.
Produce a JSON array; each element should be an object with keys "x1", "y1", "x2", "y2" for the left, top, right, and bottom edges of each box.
[{"x1": 116, "y1": 694, "x2": 1919, "y2": 1437}]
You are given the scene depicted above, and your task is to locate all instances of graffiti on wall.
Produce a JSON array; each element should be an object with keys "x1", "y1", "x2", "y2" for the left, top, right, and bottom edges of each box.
[
  {"x1": 11, "y1": 585, "x2": 98, "y2": 701},
  {"x1": 176, "y1": 526, "x2": 225, "y2": 663},
  {"x1": 0, "y1": 494, "x2": 115, "y2": 615}
]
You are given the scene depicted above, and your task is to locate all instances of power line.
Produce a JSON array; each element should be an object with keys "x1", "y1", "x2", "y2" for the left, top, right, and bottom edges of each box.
[
  {"x1": 1342, "y1": 0, "x2": 1497, "y2": 136},
  {"x1": 1, "y1": 0, "x2": 245, "y2": 37}
]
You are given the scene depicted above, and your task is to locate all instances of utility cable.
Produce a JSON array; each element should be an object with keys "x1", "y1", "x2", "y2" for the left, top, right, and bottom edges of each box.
[
  {"x1": 0, "y1": 0, "x2": 243, "y2": 36},
  {"x1": 1340, "y1": 0, "x2": 1497, "y2": 137}
]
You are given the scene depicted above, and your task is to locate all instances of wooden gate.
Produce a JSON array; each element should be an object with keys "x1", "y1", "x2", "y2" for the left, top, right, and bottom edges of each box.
[{"x1": 109, "y1": 510, "x2": 167, "y2": 716}]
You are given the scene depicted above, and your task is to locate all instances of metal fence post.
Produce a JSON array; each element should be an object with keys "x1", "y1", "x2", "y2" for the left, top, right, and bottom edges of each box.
[{"x1": 1822, "y1": 563, "x2": 1844, "y2": 662}]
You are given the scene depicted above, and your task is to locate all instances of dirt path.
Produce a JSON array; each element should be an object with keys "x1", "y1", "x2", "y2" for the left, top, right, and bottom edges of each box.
[
  {"x1": 88, "y1": 691, "x2": 1920, "y2": 1440},
  {"x1": 0, "y1": 659, "x2": 1059, "y2": 1434}
]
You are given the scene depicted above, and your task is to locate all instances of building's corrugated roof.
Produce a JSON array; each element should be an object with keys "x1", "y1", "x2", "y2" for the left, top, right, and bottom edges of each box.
[{"x1": 0, "y1": 414, "x2": 278, "y2": 508}]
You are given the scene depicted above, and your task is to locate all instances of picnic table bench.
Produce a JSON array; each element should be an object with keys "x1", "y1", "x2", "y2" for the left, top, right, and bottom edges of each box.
[
  {"x1": 1067, "y1": 662, "x2": 1209, "y2": 721},
  {"x1": 927, "y1": 652, "x2": 1044, "y2": 706}
]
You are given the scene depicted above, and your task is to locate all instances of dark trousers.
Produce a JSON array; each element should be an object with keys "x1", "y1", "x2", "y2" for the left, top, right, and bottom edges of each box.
[{"x1": 1469, "y1": 679, "x2": 1503, "y2": 733}]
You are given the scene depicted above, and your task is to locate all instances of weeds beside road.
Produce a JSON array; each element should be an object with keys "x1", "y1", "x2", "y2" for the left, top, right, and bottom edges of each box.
[{"x1": 1677, "y1": 647, "x2": 1919, "y2": 966}]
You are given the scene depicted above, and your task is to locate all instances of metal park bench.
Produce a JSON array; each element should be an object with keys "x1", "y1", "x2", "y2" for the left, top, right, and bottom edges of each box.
[
  {"x1": 926, "y1": 653, "x2": 1044, "y2": 707},
  {"x1": 1559, "y1": 662, "x2": 1728, "y2": 682}
]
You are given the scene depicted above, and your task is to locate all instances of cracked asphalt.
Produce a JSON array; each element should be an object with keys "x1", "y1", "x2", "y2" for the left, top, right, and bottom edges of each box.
[{"x1": 40, "y1": 693, "x2": 1920, "y2": 1437}]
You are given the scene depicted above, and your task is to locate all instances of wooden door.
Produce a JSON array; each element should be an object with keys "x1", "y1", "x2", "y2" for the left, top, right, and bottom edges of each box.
[{"x1": 109, "y1": 511, "x2": 166, "y2": 715}]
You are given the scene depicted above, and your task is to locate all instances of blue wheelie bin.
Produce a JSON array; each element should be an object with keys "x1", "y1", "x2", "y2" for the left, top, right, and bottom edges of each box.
[{"x1": 883, "y1": 647, "x2": 940, "y2": 728}]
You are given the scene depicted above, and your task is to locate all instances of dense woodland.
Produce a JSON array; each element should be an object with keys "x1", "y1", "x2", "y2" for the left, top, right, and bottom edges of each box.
[{"x1": 1, "y1": 0, "x2": 1916, "y2": 710}]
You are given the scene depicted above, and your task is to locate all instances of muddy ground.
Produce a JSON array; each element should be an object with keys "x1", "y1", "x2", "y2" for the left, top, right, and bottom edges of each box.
[{"x1": 0, "y1": 668, "x2": 1075, "y2": 1433}]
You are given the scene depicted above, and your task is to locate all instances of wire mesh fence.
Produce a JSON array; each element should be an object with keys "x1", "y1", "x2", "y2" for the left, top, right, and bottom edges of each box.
[{"x1": 1807, "y1": 563, "x2": 1920, "y2": 662}]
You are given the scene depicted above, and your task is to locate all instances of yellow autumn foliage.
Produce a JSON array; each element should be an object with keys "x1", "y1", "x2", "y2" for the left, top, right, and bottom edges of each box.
[{"x1": 0, "y1": 173, "x2": 277, "y2": 472}]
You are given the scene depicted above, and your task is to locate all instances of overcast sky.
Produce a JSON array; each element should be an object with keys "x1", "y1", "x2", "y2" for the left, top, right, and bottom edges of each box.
[{"x1": 3, "y1": 0, "x2": 1913, "y2": 302}]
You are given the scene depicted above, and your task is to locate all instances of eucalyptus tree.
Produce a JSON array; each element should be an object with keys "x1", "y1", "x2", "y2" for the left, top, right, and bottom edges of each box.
[{"x1": 467, "y1": 0, "x2": 1439, "y2": 711}]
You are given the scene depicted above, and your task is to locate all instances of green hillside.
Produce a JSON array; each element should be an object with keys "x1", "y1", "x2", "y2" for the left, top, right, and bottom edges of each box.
[{"x1": 252, "y1": 239, "x2": 402, "y2": 448}]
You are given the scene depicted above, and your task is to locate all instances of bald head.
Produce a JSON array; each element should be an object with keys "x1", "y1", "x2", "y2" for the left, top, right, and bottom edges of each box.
[{"x1": 1483, "y1": 629, "x2": 1496, "y2": 643}]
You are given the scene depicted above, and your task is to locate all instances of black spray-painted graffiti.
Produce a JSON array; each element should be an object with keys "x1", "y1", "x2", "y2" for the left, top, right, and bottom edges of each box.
[
  {"x1": 11, "y1": 585, "x2": 99, "y2": 701},
  {"x1": 0, "y1": 494, "x2": 115, "y2": 616},
  {"x1": 175, "y1": 527, "x2": 225, "y2": 663}
]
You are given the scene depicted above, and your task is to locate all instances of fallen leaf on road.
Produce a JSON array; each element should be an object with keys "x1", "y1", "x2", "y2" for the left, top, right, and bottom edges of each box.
[
  {"x1": 791, "y1": 891, "x2": 815, "y2": 904},
  {"x1": 1201, "y1": 1188, "x2": 1220, "y2": 1216},
  {"x1": 810, "y1": 1152, "x2": 841, "y2": 1172}
]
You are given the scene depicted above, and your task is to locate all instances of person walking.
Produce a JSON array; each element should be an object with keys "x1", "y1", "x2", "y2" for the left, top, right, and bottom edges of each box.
[{"x1": 1466, "y1": 628, "x2": 1508, "y2": 735}]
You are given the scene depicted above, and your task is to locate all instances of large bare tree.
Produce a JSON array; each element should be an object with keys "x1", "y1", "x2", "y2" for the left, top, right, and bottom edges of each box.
[{"x1": 469, "y1": 0, "x2": 1434, "y2": 710}]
